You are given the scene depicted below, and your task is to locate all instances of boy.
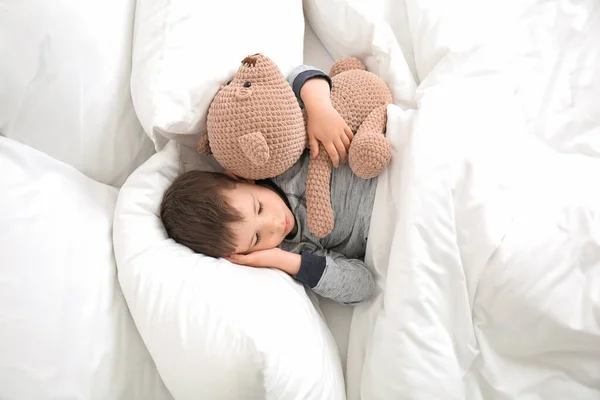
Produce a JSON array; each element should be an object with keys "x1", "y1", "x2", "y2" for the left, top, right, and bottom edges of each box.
[{"x1": 161, "y1": 66, "x2": 379, "y2": 305}]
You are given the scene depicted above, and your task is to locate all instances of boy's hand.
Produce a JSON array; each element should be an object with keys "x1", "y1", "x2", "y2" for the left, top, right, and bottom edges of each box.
[
  {"x1": 227, "y1": 248, "x2": 301, "y2": 275},
  {"x1": 306, "y1": 103, "x2": 353, "y2": 167},
  {"x1": 300, "y1": 78, "x2": 353, "y2": 167}
]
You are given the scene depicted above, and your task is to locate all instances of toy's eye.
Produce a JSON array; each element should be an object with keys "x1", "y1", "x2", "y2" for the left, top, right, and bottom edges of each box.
[
  {"x1": 243, "y1": 81, "x2": 252, "y2": 88},
  {"x1": 226, "y1": 80, "x2": 232, "y2": 85}
]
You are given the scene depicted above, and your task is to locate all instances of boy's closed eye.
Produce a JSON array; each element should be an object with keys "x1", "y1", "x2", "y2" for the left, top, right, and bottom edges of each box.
[
  {"x1": 252, "y1": 200, "x2": 264, "y2": 249},
  {"x1": 254, "y1": 235, "x2": 260, "y2": 248},
  {"x1": 258, "y1": 201, "x2": 264, "y2": 215}
]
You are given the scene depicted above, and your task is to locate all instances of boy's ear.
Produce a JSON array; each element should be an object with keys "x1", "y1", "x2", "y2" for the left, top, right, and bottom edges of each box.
[
  {"x1": 225, "y1": 171, "x2": 239, "y2": 180},
  {"x1": 225, "y1": 170, "x2": 254, "y2": 184}
]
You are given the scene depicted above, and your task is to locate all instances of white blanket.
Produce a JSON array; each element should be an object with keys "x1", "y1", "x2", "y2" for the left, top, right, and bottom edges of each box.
[
  {"x1": 304, "y1": 0, "x2": 600, "y2": 398},
  {"x1": 360, "y1": 85, "x2": 600, "y2": 400}
]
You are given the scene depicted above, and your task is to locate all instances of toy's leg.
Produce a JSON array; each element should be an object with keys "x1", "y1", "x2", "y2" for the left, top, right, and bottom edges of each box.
[
  {"x1": 329, "y1": 57, "x2": 366, "y2": 78},
  {"x1": 306, "y1": 146, "x2": 334, "y2": 238},
  {"x1": 349, "y1": 104, "x2": 391, "y2": 179}
]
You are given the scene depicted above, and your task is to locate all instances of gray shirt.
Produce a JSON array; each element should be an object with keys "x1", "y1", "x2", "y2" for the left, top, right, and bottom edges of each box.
[
  {"x1": 271, "y1": 150, "x2": 377, "y2": 305},
  {"x1": 269, "y1": 64, "x2": 379, "y2": 305}
]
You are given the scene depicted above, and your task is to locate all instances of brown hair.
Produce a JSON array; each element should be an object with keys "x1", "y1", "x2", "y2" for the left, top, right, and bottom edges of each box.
[{"x1": 160, "y1": 171, "x2": 243, "y2": 258}]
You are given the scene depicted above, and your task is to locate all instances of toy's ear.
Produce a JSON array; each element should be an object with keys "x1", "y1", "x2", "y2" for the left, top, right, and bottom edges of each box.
[
  {"x1": 238, "y1": 131, "x2": 269, "y2": 166},
  {"x1": 197, "y1": 134, "x2": 212, "y2": 155}
]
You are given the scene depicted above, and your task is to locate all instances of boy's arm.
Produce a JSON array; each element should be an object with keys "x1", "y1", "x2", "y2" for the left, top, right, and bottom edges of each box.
[
  {"x1": 286, "y1": 243, "x2": 376, "y2": 305},
  {"x1": 287, "y1": 65, "x2": 353, "y2": 167},
  {"x1": 227, "y1": 244, "x2": 375, "y2": 305},
  {"x1": 287, "y1": 65, "x2": 332, "y2": 108}
]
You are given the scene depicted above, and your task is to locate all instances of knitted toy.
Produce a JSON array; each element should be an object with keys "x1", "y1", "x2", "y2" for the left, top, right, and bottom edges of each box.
[{"x1": 198, "y1": 54, "x2": 392, "y2": 238}]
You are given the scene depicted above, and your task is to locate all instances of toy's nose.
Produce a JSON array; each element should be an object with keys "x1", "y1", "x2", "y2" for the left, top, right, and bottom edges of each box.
[{"x1": 235, "y1": 85, "x2": 252, "y2": 99}]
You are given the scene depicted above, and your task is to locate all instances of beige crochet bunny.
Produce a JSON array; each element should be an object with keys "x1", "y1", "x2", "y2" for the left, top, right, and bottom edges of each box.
[{"x1": 198, "y1": 54, "x2": 392, "y2": 238}]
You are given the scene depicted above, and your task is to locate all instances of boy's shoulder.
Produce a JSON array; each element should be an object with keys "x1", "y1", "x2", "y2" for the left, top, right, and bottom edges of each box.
[{"x1": 271, "y1": 150, "x2": 310, "y2": 190}]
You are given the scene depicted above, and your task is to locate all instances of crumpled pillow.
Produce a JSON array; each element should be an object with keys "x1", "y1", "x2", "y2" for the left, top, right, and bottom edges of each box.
[
  {"x1": 0, "y1": 136, "x2": 169, "y2": 400},
  {"x1": 130, "y1": 0, "x2": 305, "y2": 150},
  {"x1": 113, "y1": 141, "x2": 346, "y2": 400}
]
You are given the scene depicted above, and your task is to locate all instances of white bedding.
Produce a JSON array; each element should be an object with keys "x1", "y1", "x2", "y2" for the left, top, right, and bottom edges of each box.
[
  {"x1": 0, "y1": 0, "x2": 155, "y2": 187},
  {"x1": 361, "y1": 87, "x2": 600, "y2": 400},
  {"x1": 114, "y1": 141, "x2": 345, "y2": 400},
  {"x1": 309, "y1": 0, "x2": 600, "y2": 398},
  {"x1": 2, "y1": 0, "x2": 600, "y2": 397},
  {"x1": 0, "y1": 137, "x2": 170, "y2": 400}
]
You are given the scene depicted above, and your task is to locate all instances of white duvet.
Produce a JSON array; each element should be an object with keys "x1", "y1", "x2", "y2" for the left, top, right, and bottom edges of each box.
[
  {"x1": 3, "y1": 0, "x2": 600, "y2": 397},
  {"x1": 359, "y1": 87, "x2": 600, "y2": 400},
  {"x1": 307, "y1": 0, "x2": 600, "y2": 398}
]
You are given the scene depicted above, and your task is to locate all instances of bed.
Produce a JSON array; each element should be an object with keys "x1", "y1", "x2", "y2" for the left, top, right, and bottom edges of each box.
[{"x1": 1, "y1": 0, "x2": 599, "y2": 399}]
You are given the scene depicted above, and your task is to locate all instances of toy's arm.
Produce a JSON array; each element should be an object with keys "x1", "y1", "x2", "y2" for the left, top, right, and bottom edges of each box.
[
  {"x1": 305, "y1": 147, "x2": 334, "y2": 238},
  {"x1": 349, "y1": 104, "x2": 391, "y2": 179},
  {"x1": 288, "y1": 66, "x2": 341, "y2": 236}
]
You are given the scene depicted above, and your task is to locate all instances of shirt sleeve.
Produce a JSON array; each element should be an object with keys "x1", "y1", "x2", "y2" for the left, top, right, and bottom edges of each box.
[
  {"x1": 286, "y1": 65, "x2": 332, "y2": 108},
  {"x1": 285, "y1": 242, "x2": 375, "y2": 305}
]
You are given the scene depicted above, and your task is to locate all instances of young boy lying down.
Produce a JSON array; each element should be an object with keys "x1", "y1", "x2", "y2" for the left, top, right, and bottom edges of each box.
[{"x1": 161, "y1": 66, "x2": 377, "y2": 305}]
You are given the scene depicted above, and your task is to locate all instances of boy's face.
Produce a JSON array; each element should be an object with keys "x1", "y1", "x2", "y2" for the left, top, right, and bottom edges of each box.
[{"x1": 224, "y1": 182, "x2": 296, "y2": 255}]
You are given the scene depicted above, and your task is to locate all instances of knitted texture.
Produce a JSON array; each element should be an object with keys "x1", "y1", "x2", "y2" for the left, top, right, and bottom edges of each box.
[
  {"x1": 330, "y1": 57, "x2": 366, "y2": 78},
  {"x1": 330, "y1": 69, "x2": 393, "y2": 133},
  {"x1": 200, "y1": 54, "x2": 393, "y2": 238},
  {"x1": 349, "y1": 104, "x2": 391, "y2": 178},
  {"x1": 306, "y1": 145, "x2": 335, "y2": 237},
  {"x1": 204, "y1": 54, "x2": 306, "y2": 179}
]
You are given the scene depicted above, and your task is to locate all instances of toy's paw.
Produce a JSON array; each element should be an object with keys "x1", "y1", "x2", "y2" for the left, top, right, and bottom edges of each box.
[
  {"x1": 307, "y1": 213, "x2": 334, "y2": 238},
  {"x1": 349, "y1": 134, "x2": 391, "y2": 179}
]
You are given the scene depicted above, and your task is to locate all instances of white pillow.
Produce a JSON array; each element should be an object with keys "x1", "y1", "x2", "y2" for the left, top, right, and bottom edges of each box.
[
  {"x1": 0, "y1": 0, "x2": 155, "y2": 187},
  {"x1": 303, "y1": 0, "x2": 417, "y2": 109},
  {"x1": 0, "y1": 137, "x2": 171, "y2": 400},
  {"x1": 131, "y1": 0, "x2": 305, "y2": 150},
  {"x1": 113, "y1": 141, "x2": 345, "y2": 400}
]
